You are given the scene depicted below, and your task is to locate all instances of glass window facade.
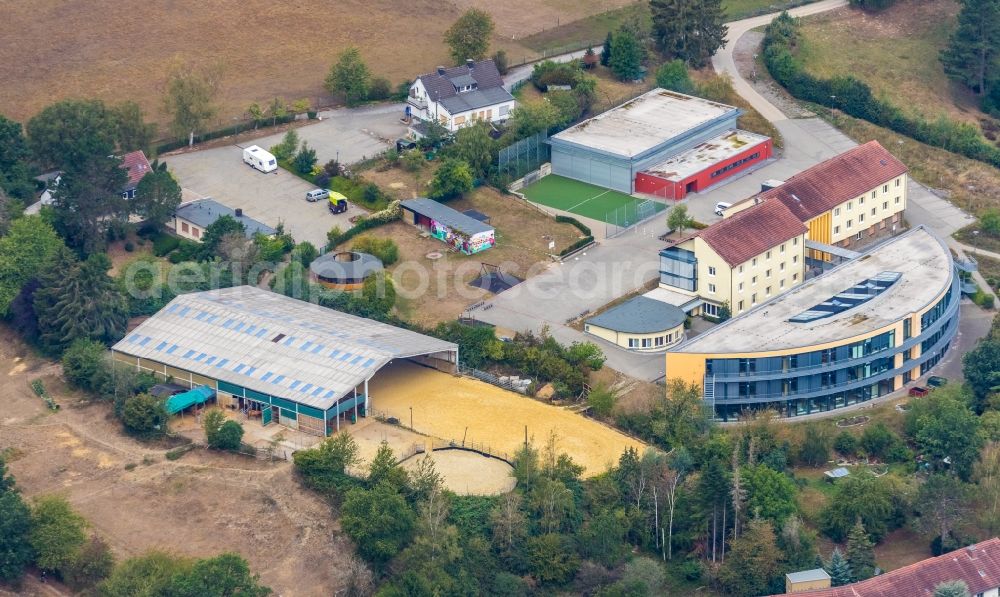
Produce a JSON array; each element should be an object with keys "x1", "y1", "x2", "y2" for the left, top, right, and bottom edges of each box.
[
  {"x1": 702, "y1": 278, "x2": 959, "y2": 421},
  {"x1": 660, "y1": 247, "x2": 697, "y2": 292}
]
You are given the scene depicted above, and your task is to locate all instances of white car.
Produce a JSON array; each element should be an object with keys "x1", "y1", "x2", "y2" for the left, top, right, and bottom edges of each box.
[{"x1": 714, "y1": 202, "x2": 732, "y2": 216}]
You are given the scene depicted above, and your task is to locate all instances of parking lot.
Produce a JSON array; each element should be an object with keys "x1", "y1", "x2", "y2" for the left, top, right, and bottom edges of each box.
[{"x1": 163, "y1": 103, "x2": 408, "y2": 247}]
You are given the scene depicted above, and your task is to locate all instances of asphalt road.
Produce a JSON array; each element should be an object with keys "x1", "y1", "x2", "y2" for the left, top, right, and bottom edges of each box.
[{"x1": 164, "y1": 104, "x2": 408, "y2": 247}]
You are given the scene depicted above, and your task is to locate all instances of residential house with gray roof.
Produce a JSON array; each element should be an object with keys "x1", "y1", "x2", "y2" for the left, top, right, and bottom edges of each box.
[{"x1": 407, "y1": 59, "x2": 515, "y2": 133}]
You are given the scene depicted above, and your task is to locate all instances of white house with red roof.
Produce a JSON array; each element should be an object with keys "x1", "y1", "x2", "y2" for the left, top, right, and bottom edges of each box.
[{"x1": 25, "y1": 149, "x2": 153, "y2": 215}]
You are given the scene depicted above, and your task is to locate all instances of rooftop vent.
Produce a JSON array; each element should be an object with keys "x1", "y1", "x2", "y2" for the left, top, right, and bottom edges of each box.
[
  {"x1": 235, "y1": 208, "x2": 243, "y2": 217},
  {"x1": 437, "y1": 66, "x2": 446, "y2": 75},
  {"x1": 466, "y1": 59, "x2": 474, "y2": 69}
]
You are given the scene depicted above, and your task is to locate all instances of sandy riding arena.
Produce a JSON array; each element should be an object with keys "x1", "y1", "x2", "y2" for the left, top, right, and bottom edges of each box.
[
  {"x1": 403, "y1": 450, "x2": 516, "y2": 495},
  {"x1": 369, "y1": 361, "x2": 645, "y2": 476}
]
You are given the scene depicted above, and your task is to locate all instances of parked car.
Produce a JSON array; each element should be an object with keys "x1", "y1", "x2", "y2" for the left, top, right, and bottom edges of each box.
[
  {"x1": 909, "y1": 386, "x2": 929, "y2": 397},
  {"x1": 328, "y1": 191, "x2": 348, "y2": 214},
  {"x1": 714, "y1": 201, "x2": 732, "y2": 216},
  {"x1": 306, "y1": 188, "x2": 330, "y2": 202},
  {"x1": 927, "y1": 376, "x2": 948, "y2": 388}
]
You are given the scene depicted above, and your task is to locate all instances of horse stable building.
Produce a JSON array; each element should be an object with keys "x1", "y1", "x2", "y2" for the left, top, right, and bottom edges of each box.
[{"x1": 111, "y1": 286, "x2": 458, "y2": 436}]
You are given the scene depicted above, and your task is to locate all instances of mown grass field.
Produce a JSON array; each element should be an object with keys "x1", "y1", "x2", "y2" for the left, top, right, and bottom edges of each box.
[
  {"x1": 796, "y1": 0, "x2": 986, "y2": 127},
  {"x1": 522, "y1": 175, "x2": 666, "y2": 224}
]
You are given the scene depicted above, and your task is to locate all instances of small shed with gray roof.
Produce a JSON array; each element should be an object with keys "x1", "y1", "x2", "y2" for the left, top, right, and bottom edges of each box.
[
  {"x1": 584, "y1": 296, "x2": 687, "y2": 352},
  {"x1": 401, "y1": 198, "x2": 496, "y2": 254},
  {"x1": 111, "y1": 286, "x2": 458, "y2": 436},
  {"x1": 172, "y1": 198, "x2": 276, "y2": 242}
]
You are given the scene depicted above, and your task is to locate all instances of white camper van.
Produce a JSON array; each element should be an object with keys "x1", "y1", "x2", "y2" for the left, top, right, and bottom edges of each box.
[{"x1": 242, "y1": 145, "x2": 277, "y2": 173}]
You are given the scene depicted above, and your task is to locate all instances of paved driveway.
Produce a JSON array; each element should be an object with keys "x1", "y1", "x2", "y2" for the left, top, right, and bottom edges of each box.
[{"x1": 163, "y1": 104, "x2": 408, "y2": 247}]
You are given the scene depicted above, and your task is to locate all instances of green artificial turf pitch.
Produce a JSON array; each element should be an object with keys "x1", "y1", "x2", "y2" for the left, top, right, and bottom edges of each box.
[{"x1": 521, "y1": 175, "x2": 665, "y2": 225}]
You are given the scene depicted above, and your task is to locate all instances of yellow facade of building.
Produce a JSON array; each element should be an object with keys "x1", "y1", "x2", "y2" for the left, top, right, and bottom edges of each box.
[
  {"x1": 585, "y1": 321, "x2": 686, "y2": 352},
  {"x1": 661, "y1": 232, "x2": 807, "y2": 316}
]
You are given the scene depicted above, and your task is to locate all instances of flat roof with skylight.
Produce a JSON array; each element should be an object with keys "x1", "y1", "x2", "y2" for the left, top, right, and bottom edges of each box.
[
  {"x1": 550, "y1": 88, "x2": 740, "y2": 158},
  {"x1": 669, "y1": 226, "x2": 953, "y2": 353}
]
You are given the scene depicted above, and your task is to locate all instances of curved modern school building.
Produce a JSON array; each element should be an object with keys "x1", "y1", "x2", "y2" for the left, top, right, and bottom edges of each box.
[{"x1": 664, "y1": 226, "x2": 960, "y2": 420}]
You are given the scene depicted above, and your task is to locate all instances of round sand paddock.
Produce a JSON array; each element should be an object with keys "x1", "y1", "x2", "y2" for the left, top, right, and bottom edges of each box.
[
  {"x1": 369, "y1": 360, "x2": 645, "y2": 476},
  {"x1": 404, "y1": 449, "x2": 515, "y2": 495}
]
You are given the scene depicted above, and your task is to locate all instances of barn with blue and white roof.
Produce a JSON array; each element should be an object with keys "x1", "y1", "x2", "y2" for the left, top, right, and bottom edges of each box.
[{"x1": 111, "y1": 286, "x2": 458, "y2": 436}]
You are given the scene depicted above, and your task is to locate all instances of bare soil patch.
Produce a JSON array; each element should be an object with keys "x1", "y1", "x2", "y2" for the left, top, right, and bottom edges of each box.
[
  {"x1": 0, "y1": 325, "x2": 353, "y2": 596},
  {"x1": 339, "y1": 185, "x2": 581, "y2": 327}
]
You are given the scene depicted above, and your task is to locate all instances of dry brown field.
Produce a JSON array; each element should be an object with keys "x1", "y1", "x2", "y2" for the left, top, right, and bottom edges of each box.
[{"x1": 0, "y1": 0, "x2": 633, "y2": 129}]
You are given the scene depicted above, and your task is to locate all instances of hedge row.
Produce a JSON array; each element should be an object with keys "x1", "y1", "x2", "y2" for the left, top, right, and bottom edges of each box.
[
  {"x1": 559, "y1": 236, "x2": 595, "y2": 256},
  {"x1": 763, "y1": 13, "x2": 1000, "y2": 170},
  {"x1": 155, "y1": 114, "x2": 297, "y2": 154},
  {"x1": 327, "y1": 217, "x2": 396, "y2": 250},
  {"x1": 555, "y1": 214, "x2": 592, "y2": 236}
]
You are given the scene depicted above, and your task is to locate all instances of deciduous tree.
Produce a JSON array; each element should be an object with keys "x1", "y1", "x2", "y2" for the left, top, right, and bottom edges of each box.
[
  {"x1": 29, "y1": 495, "x2": 87, "y2": 573},
  {"x1": 934, "y1": 579, "x2": 973, "y2": 597},
  {"x1": 340, "y1": 482, "x2": 415, "y2": 564},
  {"x1": 111, "y1": 101, "x2": 155, "y2": 153},
  {"x1": 656, "y1": 59, "x2": 695, "y2": 93},
  {"x1": 0, "y1": 459, "x2": 33, "y2": 582},
  {"x1": 162, "y1": 60, "x2": 223, "y2": 147},
  {"x1": 26, "y1": 99, "x2": 119, "y2": 169},
  {"x1": 717, "y1": 517, "x2": 783, "y2": 596},
  {"x1": 444, "y1": 9, "x2": 495, "y2": 63},
  {"x1": 452, "y1": 121, "x2": 496, "y2": 178},
  {"x1": 743, "y1": 464, "x2": 797, "y2": 525},
  {"x1": 166, "y1": 552, "x2": 271, "y2": 597},
  {"x1": 0, "y1": 215, "x2": 63, "y2": 315},
  {"x1": 905, "y1": 386, "x2": 983, "y2": 480},
  {"x1": 368, "y1": 441, "x2": 408, "y2": 490},
  {"x1": 51, "y1": 154, "x2": 129, "y2": 254},
  {"x1": 134, "y1": 160, "x2": 182, "y2": 230},
  {"x1": 820, "y1": 472, "x2": 895, "y2": 542},
  {"x1": 963, "y1": 337, "x2": 1000, "y2": 410},
  {"x1": 505, "y1": 100, "x2": 561, "y2": 140},
  {"x1": 667, "y1": 204, "x2": 692, "y2": 236},
  {"x1": 915, "y1": 474, "x2": 970, "y2": 551},
  {"x1": 429, "y1": 158, "x2": 474, "y2": 200},
  {"x1": 325, "y1": 48, "x2": 371, "y2": 107},
  {"x1": 0, "y1": 114, "x2": 34, "y2": 201},
  {"x1": 120, "y1": 393, "x2": 168, "y2": 439}
]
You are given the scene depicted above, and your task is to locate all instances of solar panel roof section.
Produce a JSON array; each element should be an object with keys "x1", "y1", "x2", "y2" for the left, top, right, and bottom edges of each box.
[
  {"x1": 789, "y1": 271, "x2": 901, "y2": 323},
  {"x1": 111, "y1": 286, "x2": 458, "y2": 410}
]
